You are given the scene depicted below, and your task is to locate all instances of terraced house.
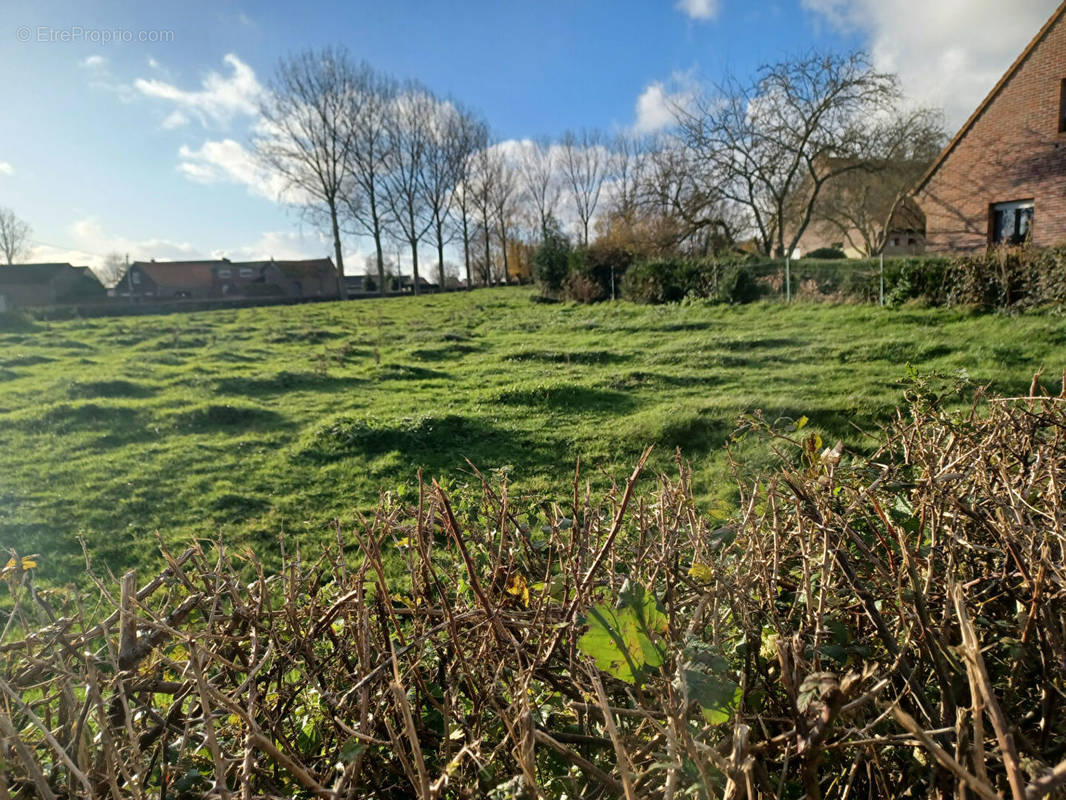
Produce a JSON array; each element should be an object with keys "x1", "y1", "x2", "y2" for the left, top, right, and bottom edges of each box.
[
  {"x1": 917, "y1": 1, "x2": 1066, "y2": 251},
  {"x1": 120, "y1": 258, "x2": 340, "y2": 301}
]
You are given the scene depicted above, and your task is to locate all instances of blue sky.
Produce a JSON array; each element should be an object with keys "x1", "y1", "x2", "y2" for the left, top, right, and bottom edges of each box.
[{"x1": 0, "y1": 0, "x2": 1060, "y2": 273}]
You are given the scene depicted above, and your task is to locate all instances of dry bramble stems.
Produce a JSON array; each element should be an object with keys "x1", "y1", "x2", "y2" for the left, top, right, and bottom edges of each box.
[{"x1": 3, "y1": 380, "x2": 1066, "y2": 798}]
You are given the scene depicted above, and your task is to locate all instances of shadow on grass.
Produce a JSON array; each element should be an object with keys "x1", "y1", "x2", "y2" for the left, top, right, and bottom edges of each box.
[
  {"x1": 0, "y1": 354, "x2": 55, "y2": 367},
  {"x1": 169, "y1": 403, "x2": 286, "y2": 431},
  {"x1": 295, "y1": 413, "x2": 569, "y2": 478},
  {"x1": 503, "y1": 349, "x2": 631, "y2": 365},
  {"x1": 9, "y1": 402, "x2": 142, "y2": 435},
  {"x1": 492, "y1": 383, "x2": 636, "y2": 412},
  {"x1": 369, "y1": 364, "x2": 452, "y2": 381},
  {"x1": 215, "y1": 371, "x2": 365, "y2": 396},
  {"x1": 67, "y1": 379, "x2": 157, "y2": 399},
  {"x1": 409, "y1": 343, "x2": 482, "y2": 361}
]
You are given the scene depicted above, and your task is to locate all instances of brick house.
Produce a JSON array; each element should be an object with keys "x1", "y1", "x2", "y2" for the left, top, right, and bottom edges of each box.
[
  {"x1": 916, "y1": 2, "x2": 1066, "y2": 252},
  {"x1": 122, "y1": 258, "x2": 340, "y2": 300},
  {"x1": 124, "y1": 260, "x2": 219, "y2": 299},
  {"x1": 0, "y1": 263, "x2": 106, "y2": 309}
]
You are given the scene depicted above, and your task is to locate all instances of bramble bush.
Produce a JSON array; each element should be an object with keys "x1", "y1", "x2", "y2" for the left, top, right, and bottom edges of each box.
[{"x1": 6, "y1": 379, "x2": 1066, "y2": 798}]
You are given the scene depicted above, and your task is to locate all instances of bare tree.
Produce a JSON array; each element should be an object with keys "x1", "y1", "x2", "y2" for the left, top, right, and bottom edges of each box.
[
  {"x1": 342, "y1": 65, "x2": 396, "y2": 296},
  {"x1": 606, "y1": 133, "x2": 647, "y2": 224},
  {"x1": 0, "y1": 207, "x2": 32, "y2": 265},
  {"x1": 95, "y1": 252, "x2": 127, "y2": 287},
  {"x1": 467, "y1": 146, "x2": 500, "y2": 286},
  {"x1": 559, "y1": 129, "x2": 609, "y2": 247},
  {"x1": 449, "y1": 118, "x2": 490, "y2": 290},
  {"x1": 808, "y1": 108, "x2": 946, "y2": 256},
  {"x1": 675, "y1": 51, "x2": 900, "y2": 260},
  {"x1": 638, "y1": 137, "x2": 741, "y2": 252},
  {"x1": 383, "y1": 85, "x2": 435, "y2": 295},
  {"x1": 255, "y1": 48, "x2": 355, "y2": 297},
  {"x1": 490, "y1": 151, "x2": 520, "y2": 283},
  {"x1": 420, "y1": 100, "x2": 481, "y2": 290},
  {"x1": 518, "y1": 138, "x2": 562, "y2": 237}
]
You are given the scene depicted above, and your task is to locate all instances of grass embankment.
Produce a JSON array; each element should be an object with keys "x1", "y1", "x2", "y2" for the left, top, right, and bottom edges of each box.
[{"x1": 0, "y1": 287, "x2": 1062, "y2": 580}]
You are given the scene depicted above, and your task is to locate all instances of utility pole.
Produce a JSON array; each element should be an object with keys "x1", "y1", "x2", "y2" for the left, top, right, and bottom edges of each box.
[{"x1": 879, "y1": 252, "x2": 885, "y2": 307}]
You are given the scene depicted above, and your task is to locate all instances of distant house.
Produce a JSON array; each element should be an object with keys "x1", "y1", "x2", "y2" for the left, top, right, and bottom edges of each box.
[
  {"x1": 262, "y1": 259, "x2": 340, "y2": 298},
  {"x1": 0, "y1": 263, "x2": 106, "y2": 309},
  {"x1": 796, "y1": 193, "x2": 926, "y2": 258},
  {"x1": 120, "y1": 258, "x2": 340, "y2": 301},
  {"x1": 916, "y1": 2, "x2": 1066, "y2": 251},
  {"x1": 123, "y1": 260, "x2": 219, "y2": 299},
  {"x1": 344, "y1": 274, "x2": 369, "y2": 294}
]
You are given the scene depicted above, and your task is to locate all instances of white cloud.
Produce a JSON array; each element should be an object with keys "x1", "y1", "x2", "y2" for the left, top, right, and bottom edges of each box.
[
  {"x1": 79, "y1": 54, "x2": 107, "y2": 69},
  {"x1": 177, "y1": 138, "x2": 297, "y2": 203},
  {"x1": 134, "y1": 53, "x2": 263, "y2": 127},
  {"x1": 27, "y1": 217, "x2": 200, "y2": 269},
  {"x1": 161, "y1": 110, "x2": 189, "y2": 129},
  {"x1": 633, "y1": 71, "x2": 695, "y2": 134},
  {"x1": 676, "y1": 0, "x2": 720, "y2": 21},
  {"x1": 0, "y1": 162, "x2": 13, "y2": 175},
  {"x1": 802, "y1": 0, "x2": 1062, "y2": 128},
  {"x1": 212, "y1": 231, "x2": 323, "y2": 262}
]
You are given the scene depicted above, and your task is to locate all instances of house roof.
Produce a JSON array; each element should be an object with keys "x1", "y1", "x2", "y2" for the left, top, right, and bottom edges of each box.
[
  {"x1": 267, "y1": 258, "x2": 336, "y2": 278},
  {"x1": 0, "y1": 264, "x2": 79, "y2": 286},
  {"x1": 72, "y1": 266, "x2": 104, "y2": 287},
  {"x1": 914, "y1": 1, "x2": 1066, "y2": 195},
  {"x1": 131, "y1": 261, "x2": 219, "y2": 288}
]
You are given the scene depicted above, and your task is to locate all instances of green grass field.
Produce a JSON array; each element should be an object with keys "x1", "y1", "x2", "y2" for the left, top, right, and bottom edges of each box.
[{"x1": 1, "y1": 287, "x2": 1062, "y2": 581}]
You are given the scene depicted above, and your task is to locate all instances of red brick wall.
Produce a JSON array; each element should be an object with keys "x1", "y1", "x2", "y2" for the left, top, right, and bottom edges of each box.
[{"x1": 918, "y1": 9, "x2": 1066, "y2": 252}]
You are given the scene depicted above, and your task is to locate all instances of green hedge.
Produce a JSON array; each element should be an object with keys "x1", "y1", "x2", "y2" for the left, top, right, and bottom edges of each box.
[{"x1": 619, "y1": 246, "x2": 1066, "y2": 309}]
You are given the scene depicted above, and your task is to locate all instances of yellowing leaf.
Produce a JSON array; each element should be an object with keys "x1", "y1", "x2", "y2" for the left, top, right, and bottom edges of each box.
[
  {"x1": 506, "y1": 573, "x2": 530, "y2": 608},
  {"x1": 688, "y1": 563, "x2": 714, "y2": 585},
  {"x1": 795, "y1": 415, "x2": 809, "y2": 430}
]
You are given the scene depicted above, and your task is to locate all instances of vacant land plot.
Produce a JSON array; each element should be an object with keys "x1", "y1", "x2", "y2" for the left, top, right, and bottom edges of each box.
[{"x1": 0, "y1": 288, "x2": 1061, "y2": 580}]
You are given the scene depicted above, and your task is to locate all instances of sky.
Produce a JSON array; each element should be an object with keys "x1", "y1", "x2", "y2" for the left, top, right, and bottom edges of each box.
[{"x1": 0, "y1": 0, "x2": 1061, "y2": 275}]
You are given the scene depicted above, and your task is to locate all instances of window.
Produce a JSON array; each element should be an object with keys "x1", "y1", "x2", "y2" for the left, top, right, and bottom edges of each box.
[
  {"x1": 131, "y1": 272, "x2": 141, "y2": 284},
  {"x1": 1059, "y1": 78, "x2": 1066, "y2": 133},
  {"x1": 239, "y1": 268, "x2": 254, "y2": 278},
  {"x1": 217, "y1": 268, "x2": 231, "y2": 278},
  {"x1": 990, "y1": 200, "x2": 1034, "y2": 245}
]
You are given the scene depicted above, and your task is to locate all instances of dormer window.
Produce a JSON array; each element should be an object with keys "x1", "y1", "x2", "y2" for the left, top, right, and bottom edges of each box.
[{"x1": 217, "y1": 268, "x2": 231, "y2": 278}]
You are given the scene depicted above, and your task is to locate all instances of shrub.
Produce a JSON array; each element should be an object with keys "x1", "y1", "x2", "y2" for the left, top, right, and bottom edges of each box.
[
  {"x1": 532, "y1": 220, "x2": 572, "y2": 295},
  {"x1": 804, "y1": 246, "x2": 847, "y2": 259},
  {"x1": 7, "y1": 389, "x2": 1066, "y2": 798}
]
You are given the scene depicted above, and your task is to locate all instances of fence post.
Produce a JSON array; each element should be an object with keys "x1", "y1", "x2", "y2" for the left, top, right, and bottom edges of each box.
[{"x1": 879, "y1": 252, "x2": 885, "y2": 307}]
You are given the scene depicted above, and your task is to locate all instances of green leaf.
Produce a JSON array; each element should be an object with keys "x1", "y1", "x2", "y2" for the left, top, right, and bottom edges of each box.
[
  {"x1": 682, "y1": 668, "x2": 741, "y2": 725},
  {"x1": 578, "y1": 582, "x2": 667, "y2": 684}
]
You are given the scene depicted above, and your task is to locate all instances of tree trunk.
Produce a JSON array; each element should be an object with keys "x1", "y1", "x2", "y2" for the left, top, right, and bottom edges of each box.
[
  {"x1": 482, "y1": 220, "x2": 492, "y2": 287},
  {"x1": 462, "y1": 212, "x2": 472, "y2": 290},
  {"x1": 499, "y1": 218, "x2": 509, "y2": 285},
  {"x1": 436, "y1": 219, "x2": 446, "y2": 291},
  {"x1": 411, "y1": 241, "x2": 420, "y2": 295},
  {"x1": 330, "y1": 201, "x2": 347, "y2": 299},
  {"x1": 370, "y1": 193, "x2": 387, "y2": 297},
  {"x1": 374, "y1": 232, "x2": 386, "y2": 296}
]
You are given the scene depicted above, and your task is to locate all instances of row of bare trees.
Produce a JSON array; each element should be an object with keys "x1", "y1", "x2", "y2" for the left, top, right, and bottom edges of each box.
[{"x1": 253, "y1": 49, "x2": 946, "y2": 296}]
